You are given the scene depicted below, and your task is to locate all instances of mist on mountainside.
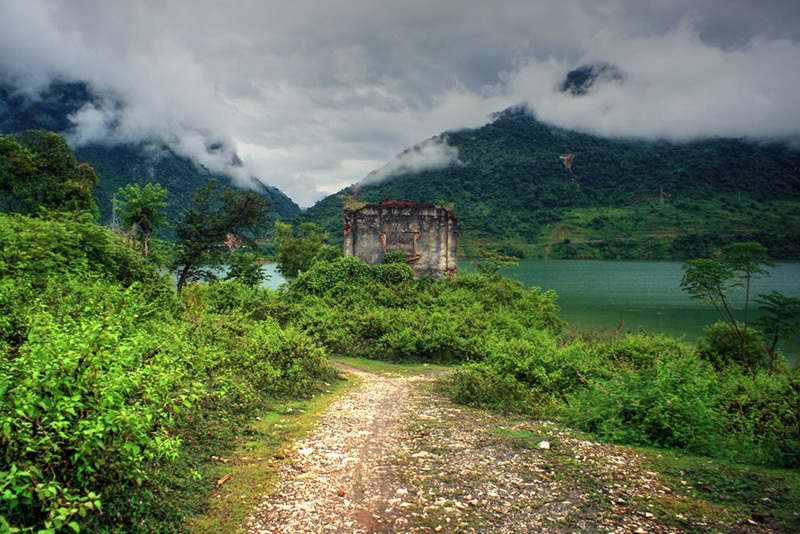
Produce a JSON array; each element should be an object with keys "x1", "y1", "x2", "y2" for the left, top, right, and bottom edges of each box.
[{"x1": 0, "y1": 80, "x2": 301, "y2": 225}]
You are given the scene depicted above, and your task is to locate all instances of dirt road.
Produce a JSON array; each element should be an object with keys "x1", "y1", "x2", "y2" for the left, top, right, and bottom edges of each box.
[{"x1": 244, "y1": 366, "x2": 782, "y2": 534}]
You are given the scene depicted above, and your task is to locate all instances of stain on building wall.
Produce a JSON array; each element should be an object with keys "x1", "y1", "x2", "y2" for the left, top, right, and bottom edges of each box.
[{"x1": 343, "y1": 198, "x2": 458, "y2": 279}]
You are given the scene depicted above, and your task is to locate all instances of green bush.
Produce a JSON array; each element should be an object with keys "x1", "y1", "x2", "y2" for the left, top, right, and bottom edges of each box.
[
  {"x1": 384, "y1": 250, "x2": 408, "y2": 264},
  {"x1": 0, "y1": 212, "x2": 338, "y2": 533},
  {"x1": 441, "y1": 361, "x2": 535, "y2": 413},
  {"x1": 440, "y1": 332, "x2": 605, "y2": 413},
  {"x1": 185, "y1": 280, "x2": 291, "y2": 322},
  {"x1": 562, "y1": 349, "x2": 723, "y2": 454},
  {"x1": 0, "y1": 301, "x2": 186, "y2": 532},
  {"x1": 0, "y1": 212, "x2": 156, "y2": 288},
  {"x1": 288, "y1": 264, "x2": 562, "y2": 366},
  {"x1": 716, "y1": 370, "x2": 800, "y2": 467},
  {"x1": 442, "y1": 328, "x2": 799, "y2": 468},
  {"x1": 698, "y1": 321, "x2": 772, "y2": 371}
]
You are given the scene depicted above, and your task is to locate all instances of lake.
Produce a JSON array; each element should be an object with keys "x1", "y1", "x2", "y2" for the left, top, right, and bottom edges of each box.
[{"x1": 460, "y1": 259, "x2": 800, "y2": 362}]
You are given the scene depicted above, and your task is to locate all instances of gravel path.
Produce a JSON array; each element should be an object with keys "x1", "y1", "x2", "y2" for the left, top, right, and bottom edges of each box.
[
  {"x1": 246, "y1": 367, "x2": 417, "y2": 533},
  {"x1": 245, "y1": 366, "x2": 783, "y2": 534}
]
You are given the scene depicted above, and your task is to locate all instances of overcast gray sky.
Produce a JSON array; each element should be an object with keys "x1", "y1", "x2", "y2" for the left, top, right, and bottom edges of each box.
[{"x1": 1, "y1": 0, "x2": 799, "y2": 206}]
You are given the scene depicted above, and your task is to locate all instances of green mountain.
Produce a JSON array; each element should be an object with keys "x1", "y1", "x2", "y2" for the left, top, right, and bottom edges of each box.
[
  {"x1": 74, "y1": 143, "x2": 299, "y2": 228},
  {"x1": 299, "y1": 108, "x2": 800, "y2": 259},
  {"x1": 0, "y1": 81, "x2": 300, "y2": 227}
]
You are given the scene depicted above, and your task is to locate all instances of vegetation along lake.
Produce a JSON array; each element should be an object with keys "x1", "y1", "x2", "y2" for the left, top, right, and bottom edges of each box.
[
  {"x1": 262, "y1": 259, "x2": 799, "y2": 363},
  {"x1": 463, "y1": 259, "x2": 800, "y2": 363}
]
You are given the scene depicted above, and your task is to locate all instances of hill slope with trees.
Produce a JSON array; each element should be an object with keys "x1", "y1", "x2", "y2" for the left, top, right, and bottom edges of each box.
[
  {"x1": 0, "y1": 81, "x2": 300, "y2": 227},
  {"x1": 299, "y1": 108, "x2": 800, "y2": 258}
]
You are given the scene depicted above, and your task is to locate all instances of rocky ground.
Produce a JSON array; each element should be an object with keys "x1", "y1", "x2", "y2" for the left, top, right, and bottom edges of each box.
[{"x1": 244, "y1": 366, "x2": 793, "y2": 534}]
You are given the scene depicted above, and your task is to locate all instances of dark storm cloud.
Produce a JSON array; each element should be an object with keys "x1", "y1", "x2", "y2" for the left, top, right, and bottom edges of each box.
[{"x1": 1, "y1": 0, "x2": 798, "y2": 206}]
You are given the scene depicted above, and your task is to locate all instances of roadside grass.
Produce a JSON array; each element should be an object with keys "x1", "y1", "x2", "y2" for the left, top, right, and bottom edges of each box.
[
  {"x1": 643, "y1": 451, "x2": 800, "y2": 531},
  {"x1": 485, "y1": 420, "x2": 800, "y2": 533},
  {"x1": 186, "y1": 365, "x2": 362, "y2": 534},
  {"x1": 486, "y1": 422, "x2": 611, "y2": 496},
  {"x1": 332, "y1": 355, "x2": 452, "y2": 377}
]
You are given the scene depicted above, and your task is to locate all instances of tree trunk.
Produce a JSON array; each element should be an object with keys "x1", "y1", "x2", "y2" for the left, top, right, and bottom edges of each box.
[
  {"x1": 176, "y1": 264, "x2": 192, "y2": 296},
  {"x1": 142, "y1": 229, "x2": 151, "y2": 258}
]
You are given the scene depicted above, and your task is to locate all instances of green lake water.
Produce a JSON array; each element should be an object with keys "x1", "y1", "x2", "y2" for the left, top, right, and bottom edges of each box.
[{"x1": 460, "y1": 259, "x2": 800, "y2": 363}]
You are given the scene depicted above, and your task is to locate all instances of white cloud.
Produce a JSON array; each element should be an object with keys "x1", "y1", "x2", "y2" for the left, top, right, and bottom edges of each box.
[
  {"x1": 506, "y1": 23, "x2": 800, "y2": 140},
  {"x1": 363, "y1": 137, "x2": 463, "y2": 185},
  {"x1": 1, "y1": 0, "x2": 799, "y2": 207}
]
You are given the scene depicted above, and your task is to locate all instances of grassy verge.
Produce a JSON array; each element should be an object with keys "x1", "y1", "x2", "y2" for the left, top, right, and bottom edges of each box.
[
  {"x1": 186, "y1": 365, "x2": 362, "y2": 534},
  {"x1": 332, "y1": 355, "x2": 452, "y2": 377},
  {"x1": 485, "y1": 417, "x2": 800, "y2": 532},
  {"x1": 645, "y1": 451, "x2": 800, "y2": 530}
]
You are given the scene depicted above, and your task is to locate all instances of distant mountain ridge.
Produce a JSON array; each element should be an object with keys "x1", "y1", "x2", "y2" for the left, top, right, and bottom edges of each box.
[
  {"x1": 298, "y1": 108, "x2": 800, "y2": 258},
  {"x1": 0, "y1": 81, "x2": 300, "y2": 226}
]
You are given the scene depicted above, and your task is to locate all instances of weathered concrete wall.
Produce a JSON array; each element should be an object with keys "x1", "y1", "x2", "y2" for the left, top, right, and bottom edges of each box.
[{"x1": 343, "y1": 198, "x2": 458, "y2": 279}]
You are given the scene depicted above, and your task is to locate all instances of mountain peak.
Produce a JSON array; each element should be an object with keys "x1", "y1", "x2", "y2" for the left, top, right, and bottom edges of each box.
[{"x1": 559, "y1": 63, "x2": 624, "y2": 96}]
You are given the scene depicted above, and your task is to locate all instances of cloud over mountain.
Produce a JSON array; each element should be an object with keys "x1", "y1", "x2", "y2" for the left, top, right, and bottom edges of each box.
[
  {"x1": 1, "y1": 0, "x2": 799, "y2": 206},
  {"x1": 363, "y1": 138, "x2": 462, "y2": 186}
]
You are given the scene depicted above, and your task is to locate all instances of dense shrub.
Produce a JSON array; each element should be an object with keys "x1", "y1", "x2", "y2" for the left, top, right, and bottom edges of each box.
[
  {"x1": 442, "y1": 328, "x2": 800, "y2": 468},
  {"x1": 562, "y1": 350, "x2": 723, "y2": 454},
  {"x1": 442, "y1": 334, "x2": 558, "y2": 412},
  {"x1": 0, "y1": 212, "x2": 156, "y2": 288},
  {"x1": 0, "y1": 286, "x2": 186, "y2": 532},
  {"x1": 287, "y1": 261, "x2": 562, "y2": 366},
  {"x1": 0, "y1": 213, "x2": 337, "y2": 534},
  {"x1": 184, "y1": 279, "x2": 292, "y2": 322},
  {"x1": 698, "y1": 321, "x2": 772, "y2": 371},
  {"x1": 716, "y1": 370, "x2": 800, "y2": 467}
]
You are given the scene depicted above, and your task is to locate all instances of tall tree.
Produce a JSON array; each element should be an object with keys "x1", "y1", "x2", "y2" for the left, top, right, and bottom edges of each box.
[
  {"x1": 471, "y1": 248, "x2": 520, "y2": 279},
  {"x1": 681, "y1": 242, "x2": 775, "y2": 375},
  {"x1": 0, "y1": 131, "x2": 98, "y2": 216},
  {"x1": 116, "y1": 183, "x2": 168, "y2": 258},
  {"x1": 173, "y1": 180, "x2": 271, "y2": 295},
  {"x1": 273, "y1": 221, "x2": 327, "y2": 279}
]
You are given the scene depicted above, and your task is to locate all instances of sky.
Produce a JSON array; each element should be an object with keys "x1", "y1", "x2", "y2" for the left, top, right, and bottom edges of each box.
[{"x1": 1, "y1": 0, "x2": 799, "y2": 207}]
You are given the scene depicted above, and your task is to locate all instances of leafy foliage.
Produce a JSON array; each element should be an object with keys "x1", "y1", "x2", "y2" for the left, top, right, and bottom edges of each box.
[
  {"x1": 224, "y1": 252, "x2": 269, "y2": 288},
  {"x1": 285, "y1": 256, "x2": 562, "y2": 367},
  {"x1": 471, "y1": 249, "x2": 520, "y2": 278},
  {"x1": 0, "y1": 211, "x2": 335, "y2": 533},
  {"x1": 117, "y1": 182, "x2": 168, "y2": 257},
  {"x1": 0, "y1": 211, "x2": 157, "y2": 291},
  {"x1": 174, "y1": 179, "x2": 271, "y2": 294},
  {"x1": 697, "y1": 321, "x2": 772, "y2": 370},
  {"x1": 0, "y1": 131, "x2": 98, "y2": 217},
  {"x1": 756, "y1": 291, "x2": 800, "y2": 367},
  {"x1": 681, "y1": 243, "x2": 785, "y2": 375},
  {"x1": 563, "y1": 342, "x2": 723, "y2": 454},
  {"x1": 273, "y1": 221, "x2": 327, "y2": 279}
]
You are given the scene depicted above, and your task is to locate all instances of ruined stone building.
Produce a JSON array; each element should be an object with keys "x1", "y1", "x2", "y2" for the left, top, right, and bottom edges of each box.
[{"x1": 343, "y1": 198, "x2": 458, "y2": 279}]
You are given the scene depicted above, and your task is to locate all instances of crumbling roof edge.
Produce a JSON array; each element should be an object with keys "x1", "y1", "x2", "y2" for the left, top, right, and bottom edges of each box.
[{"x1": 345, "y1": 197, "x2": 455, "y2": 217}]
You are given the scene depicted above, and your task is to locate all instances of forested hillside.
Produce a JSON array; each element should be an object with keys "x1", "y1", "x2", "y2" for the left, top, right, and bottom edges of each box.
[
  {"x1": 299, "y1": 108, "x2": 800, "y2": 258},
  {"x1": 0, "y1": 82, "x2": 300, "y2": 227},
  {"x1": 75, "y1": 144, "x2": 299, "y2": 229}
]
